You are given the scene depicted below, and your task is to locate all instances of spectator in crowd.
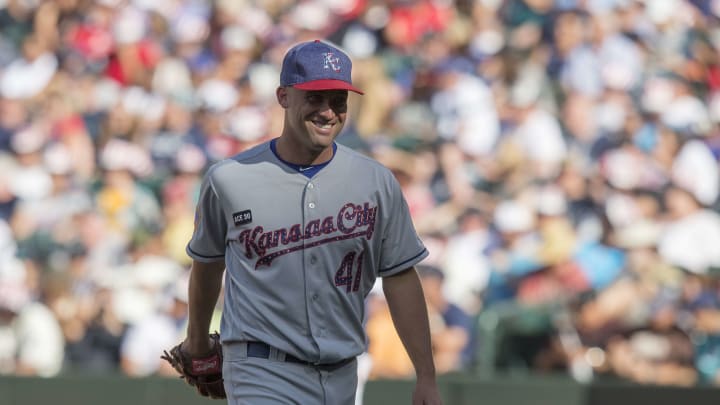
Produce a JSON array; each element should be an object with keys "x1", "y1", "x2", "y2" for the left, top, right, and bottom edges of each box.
[
  {"x1": 365, "y1": 283, "x2": 416, "y2": 379},
  {"x1": 61, "y1": 276, "x2": 127, "y2": 374},
  {"x1": 417, "y1": 264, "x2": 477, "y2": 373},
  {"x1": 0, "y1": 259, "x2": 64, "y2": 377},
  {"x1": 120, "y1": 273, "x2": 191, "y2": 377}
]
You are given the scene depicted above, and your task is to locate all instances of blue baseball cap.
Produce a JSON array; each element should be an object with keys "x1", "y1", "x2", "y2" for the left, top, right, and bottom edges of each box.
[{"x1": 280, "y1": 40, "x2": 363, "y2": 94}]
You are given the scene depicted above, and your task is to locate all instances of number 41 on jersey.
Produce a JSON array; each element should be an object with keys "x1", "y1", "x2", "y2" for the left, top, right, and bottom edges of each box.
[{"x1": 334, "y1": 251, "x2": 364, "y2": 293}]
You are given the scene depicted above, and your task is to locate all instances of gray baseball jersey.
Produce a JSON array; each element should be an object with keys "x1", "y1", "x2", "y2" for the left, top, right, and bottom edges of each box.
[{"x1": 187, "y1": 140, "x2": 427, "y2": 364}]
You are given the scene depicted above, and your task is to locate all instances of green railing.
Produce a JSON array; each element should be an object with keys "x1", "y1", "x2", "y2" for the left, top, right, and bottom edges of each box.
[{"x1": 2, "y1": 374, "x2": 720, "y2": 405}]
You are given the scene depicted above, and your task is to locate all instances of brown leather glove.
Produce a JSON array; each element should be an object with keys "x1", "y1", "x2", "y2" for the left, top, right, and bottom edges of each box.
[{"x1": 161, "y1": 333, "x2": 226, "y2": 399}]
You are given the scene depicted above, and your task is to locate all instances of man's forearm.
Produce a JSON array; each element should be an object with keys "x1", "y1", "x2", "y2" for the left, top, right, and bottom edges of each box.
[
  {"x1": 383, "y1": 268, "x2": 437, "y2": 379},
  {"x1": 186, "y1": 260, "x2": 225, "y2": 353}
]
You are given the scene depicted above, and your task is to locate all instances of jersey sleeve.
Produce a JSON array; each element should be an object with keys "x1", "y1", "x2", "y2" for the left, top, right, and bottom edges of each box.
[
  {"x1": 186, "y1": 169, "x2": 227, "y2": 262},
  {"x1": 378, "y1": 174, "x2": 428, "y2": 277}
]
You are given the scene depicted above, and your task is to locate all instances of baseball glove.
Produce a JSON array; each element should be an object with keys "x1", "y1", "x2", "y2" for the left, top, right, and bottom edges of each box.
[{"x1": 161, "y1": 333, "x2": 226, "y2": 399}]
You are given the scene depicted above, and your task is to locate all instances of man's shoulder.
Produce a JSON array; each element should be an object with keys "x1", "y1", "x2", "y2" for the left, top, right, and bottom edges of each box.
[
  {"x1": 335, "y1": 143, "x2": 392, "y2": 174},
  {"x1": 206, "y1": 142, "x2": 273, "y2": 174},
  {"x1": 230, "y1": 141, "x2": 274, "y2": 164}
]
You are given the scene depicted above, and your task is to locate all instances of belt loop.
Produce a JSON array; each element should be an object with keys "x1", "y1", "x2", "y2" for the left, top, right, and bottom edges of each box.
[
  {"x1": 222, "y1": 341, "x2": 249, "y2": 361},
  {"x1": 239, "y1": 341, "x2": 249, "y2": 360},
  {"x1": 268, "y1": 346, "x2": 280, "y2": 361}
]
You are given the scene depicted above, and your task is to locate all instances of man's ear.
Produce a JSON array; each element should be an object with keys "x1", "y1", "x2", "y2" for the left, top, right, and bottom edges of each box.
[{"x1": 276, "y1": 87, "x2": 289, "y2": 108}]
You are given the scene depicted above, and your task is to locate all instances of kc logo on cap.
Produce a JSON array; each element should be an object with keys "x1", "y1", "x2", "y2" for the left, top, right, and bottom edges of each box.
[
  {"x1": 323, "y1": 52, "x2": 341, "y2": 72},
  {"x1": 280, "y1": 40, "x2": 363, "y2": 94}
]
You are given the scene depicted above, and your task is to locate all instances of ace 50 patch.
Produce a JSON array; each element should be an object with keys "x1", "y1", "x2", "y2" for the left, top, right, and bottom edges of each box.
[{"x1": 233, "y1": 210, "x2": 252, "y2": 226}]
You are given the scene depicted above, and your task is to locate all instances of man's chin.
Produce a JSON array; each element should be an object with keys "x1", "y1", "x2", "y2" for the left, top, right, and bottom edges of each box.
[
  {"x1": 309, "y1": 129, "x2": 338, "y2": 144},
  {"x1": 311, "y1": 138, "x2": 335, "y2": 150}
]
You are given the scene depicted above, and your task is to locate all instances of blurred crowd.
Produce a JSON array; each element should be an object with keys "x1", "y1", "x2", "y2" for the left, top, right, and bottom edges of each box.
[{"x1": 1, "y1": 0, "x2": 720, "y2": 389}]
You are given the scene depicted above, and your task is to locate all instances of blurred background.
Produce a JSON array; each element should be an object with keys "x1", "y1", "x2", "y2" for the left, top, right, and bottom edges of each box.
[{"x1": 1, "y1": 0, "x2": 720, "y2": 402}]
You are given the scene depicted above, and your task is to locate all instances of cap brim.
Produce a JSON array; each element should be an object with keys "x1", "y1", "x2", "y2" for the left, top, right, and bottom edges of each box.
[{"x1": 293, "y1": 79, "x2": 363, "y2": 95}]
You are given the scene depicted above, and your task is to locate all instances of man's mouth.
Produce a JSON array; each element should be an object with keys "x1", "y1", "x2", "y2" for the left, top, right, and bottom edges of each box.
[{"x1": 311, "y1": 119, "x2": 333, "y2": 130}]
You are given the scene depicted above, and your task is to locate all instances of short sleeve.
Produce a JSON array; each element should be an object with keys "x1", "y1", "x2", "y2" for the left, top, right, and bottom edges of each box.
[
  {"x1": 378, "y1": 175, "x2": 428, "y2": 276},
  {"x1": 186, "y1": 170, "x2": 227, "y2": 262}
]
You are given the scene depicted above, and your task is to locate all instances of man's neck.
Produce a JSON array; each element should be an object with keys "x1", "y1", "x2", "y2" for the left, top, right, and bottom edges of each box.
[{"x1": 274, "y1": 136, "x2": 334, "y2": 166}]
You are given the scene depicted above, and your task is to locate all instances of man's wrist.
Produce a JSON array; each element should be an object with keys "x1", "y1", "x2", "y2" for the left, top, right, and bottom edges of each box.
[
  {"x1": 185, "y1": 330, "x2": 213, "y2": 354},
  {"x1": 416, "y1": 369, "x2": 438, "y2": 381}
]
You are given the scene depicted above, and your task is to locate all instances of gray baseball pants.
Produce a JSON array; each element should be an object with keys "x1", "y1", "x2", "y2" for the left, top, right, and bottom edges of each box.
[{"x1": 223, "y1": 341, "x2": 358, "y2": 405}]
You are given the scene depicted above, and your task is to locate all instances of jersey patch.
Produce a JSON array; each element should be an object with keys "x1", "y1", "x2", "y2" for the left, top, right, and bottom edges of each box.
[{"x1": 233, "y1": 210, "x2": 253, "y2": 226}]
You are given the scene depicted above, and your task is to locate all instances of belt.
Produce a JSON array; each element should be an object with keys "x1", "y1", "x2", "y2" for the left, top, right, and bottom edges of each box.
[{"x1": 246, "y1": 341, "x2": 354, "y2": 372}]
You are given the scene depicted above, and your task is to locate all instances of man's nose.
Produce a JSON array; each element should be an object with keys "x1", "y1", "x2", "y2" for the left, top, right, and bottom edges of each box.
[{"x1": 316, "y1": 100, "x2": 336, "y2": 116}]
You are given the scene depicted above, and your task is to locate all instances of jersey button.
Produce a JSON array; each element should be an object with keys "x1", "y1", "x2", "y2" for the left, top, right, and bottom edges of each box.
[
  {"x1": 308, "y1": 202, "x2": 316, "y2": 209},
  {"x1": 310, "y1": 256, "x2": 317, "y2": 264},
  {"x1": 312, "y1": 293, "x2": 319, "y2": 300},
  {"x1": 307, "y1": 183, "x2": 314, "y2": 189}
]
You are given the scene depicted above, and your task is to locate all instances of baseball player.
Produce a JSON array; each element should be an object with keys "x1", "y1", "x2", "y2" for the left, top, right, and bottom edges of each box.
[{"x1": 175, "y1": 40, "x2": 443, "y2": 404}]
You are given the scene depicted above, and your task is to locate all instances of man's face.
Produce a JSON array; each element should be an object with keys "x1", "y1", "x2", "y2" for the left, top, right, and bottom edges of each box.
[{"x1": 277, "y1": 87, "x2": 348, "y2": 151}]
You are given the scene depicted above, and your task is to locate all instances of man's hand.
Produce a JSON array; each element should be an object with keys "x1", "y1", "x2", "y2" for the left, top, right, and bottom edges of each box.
[
  {"x1": 161, "y1": 333, "x2": 226, "y2": 399},
  {"x1": 412, "y1": 377, "x2": 444, "y2": 405}
]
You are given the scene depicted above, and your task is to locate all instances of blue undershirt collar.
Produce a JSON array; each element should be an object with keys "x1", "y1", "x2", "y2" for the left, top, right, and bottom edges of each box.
[{"x1": 270, "y1": 139, "x2": 336, "y2": 178}]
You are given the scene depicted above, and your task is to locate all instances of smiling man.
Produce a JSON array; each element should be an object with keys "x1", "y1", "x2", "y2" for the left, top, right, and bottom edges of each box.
[{"x1": 165, "y1": 40, "x2": 443, "y2": 405}]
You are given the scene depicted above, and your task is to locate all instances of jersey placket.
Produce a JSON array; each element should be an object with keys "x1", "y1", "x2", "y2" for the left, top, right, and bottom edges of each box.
[{"x1": 301, "y1": 179, "x2": 327, "y2": 363}]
